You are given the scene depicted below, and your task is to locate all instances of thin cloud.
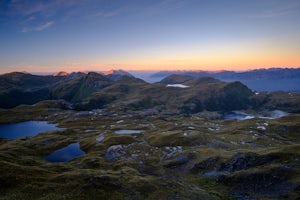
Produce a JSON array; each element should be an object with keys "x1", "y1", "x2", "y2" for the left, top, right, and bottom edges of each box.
[
  {"x1": 9, "y1": 0, "x2": 58, "y2": 15},
  {"x1": 8, "y1": 0, "x2": 82, "y2": 16},
  {"x1": 143, "y1": 0, "x2": 186, "y2": 15},
  {"x1": 245, "y1": 1, "x2": 300, "y2": 19},
  {"x1": 247, "y1": 9, "x2": 298, "y2": 19},
  {"x1": 93, "y1": 10, "x2": 121, "y2": 18},
  {"x1": 22, "y1": 21, "x2": 54, "y2": 32},
  {"x1": 91, "y1": 4, "x2": 134, "y2": 19},
  {"x1": 24, "y1": 16, "x2": 36, "y2": 22},
  {"x1": 3, "y1": 0, "x2": 87, "y2": 32}
]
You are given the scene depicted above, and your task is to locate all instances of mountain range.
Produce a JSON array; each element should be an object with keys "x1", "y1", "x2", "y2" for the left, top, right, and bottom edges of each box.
[
  {"x1": 150, "y1": 68, "x2": 300, "y2": 79},
  {"x1": 148, "y1": 68, "x2": 300, "y2": 91},
  {"x1": 0, "y1": 69, "x2": 299, "y2": 113},
  {"x1": 1, "y1": 68, "x2": 300, "y2": 199}
]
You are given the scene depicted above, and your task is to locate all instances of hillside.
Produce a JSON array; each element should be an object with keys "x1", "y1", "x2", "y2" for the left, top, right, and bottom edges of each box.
[
  {"x1": 0, "y1": 71, "x2": 128, "y2": 108},
  {"x1": 150, "y1": 68, "x2": 300, "y2": 91},
  {"x1": 0, "y1": 72, "x2": 64, "y2": 108},
  {"x1": 0, "y1": 72, "x2": 299, "y2": 114},
  {"x1": 0, "y1": 72, "x2": 300, "y2": 200},
  {"x1": 159, "y1": 74, "x2": 194, "y2": 84},
  {"x1": 50, "y1": 72, "x2": 113, "y2": 102},
  {"x1": 76, "y1": 75, "x2": 254, "y2": 113}
]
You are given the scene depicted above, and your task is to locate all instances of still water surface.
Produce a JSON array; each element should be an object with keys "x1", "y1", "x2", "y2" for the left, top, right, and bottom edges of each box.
[
  {"x1": 0, "y1": 121, "x2": 63, "y2": 139},
  {"x1": 45, "y1": 142, "x2": 85, "y2": 162}
]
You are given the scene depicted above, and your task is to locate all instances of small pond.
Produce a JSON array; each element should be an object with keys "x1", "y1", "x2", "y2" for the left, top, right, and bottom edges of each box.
[
  {"x1": 0, "y1": 121, "x2": 63, "y2": 139},
  {"x1": 96, "y1": 135, "x2": 105, "y2": 142},
  {"x1": 115, "y1": 130, "x2": 143, "y2": 134},
  {"x1": 45, "y1": 142, "x2": 85, "y2": 162}
]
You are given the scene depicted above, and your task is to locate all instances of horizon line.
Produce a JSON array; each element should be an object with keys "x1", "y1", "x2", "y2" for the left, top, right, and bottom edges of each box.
[{"x1": 1, "y1": 66, "x2": 300, "y2": 76}]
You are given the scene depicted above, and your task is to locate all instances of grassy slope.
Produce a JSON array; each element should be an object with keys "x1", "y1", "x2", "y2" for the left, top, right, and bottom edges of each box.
[{"x1": 0, "y1": 102, "x2": 299, "y2": 199}]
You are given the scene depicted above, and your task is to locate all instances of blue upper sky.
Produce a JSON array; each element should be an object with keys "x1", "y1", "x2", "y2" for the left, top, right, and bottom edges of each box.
[{"x1": 0, "y1": 0, "x2": 300, "y2": 73}]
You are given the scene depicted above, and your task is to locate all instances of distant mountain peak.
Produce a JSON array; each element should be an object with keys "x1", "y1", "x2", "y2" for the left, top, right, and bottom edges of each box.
[
  {"x1": 4, "y1": 71, "x2": 31, "y2": 75},
  {"x1": 53, "y1": 71, "x2": 69, "y2": 77},
  {"x1": 193, "y1": 70, "x2": 205, "y2": 73},
  {"x1": 81, "y1": 70, "x2": 89, "y2": 74},
  {"x1": 21, "y1": 70, "x2": 29, "y2": 74},
  {"x1": 103, "y1": 69, "x2": 130, "y2": 76},
  {"x1": 102, "y1": 69, "x2": 133, "y2": 81},
  {"x1": 207, "y1": 70, "x2": 227, "y2": 74},
  {"x1": 160, "y1": 74, "x2": 194, "y2": 84}
]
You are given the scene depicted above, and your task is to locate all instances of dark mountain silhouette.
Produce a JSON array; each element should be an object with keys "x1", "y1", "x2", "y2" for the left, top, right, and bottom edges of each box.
[
  {"x1": 1, "y1": 70, "x2": 299, "y2": 113},
  {"x1": 151, "y1": 68, "x2": 300, "y2": 91}
]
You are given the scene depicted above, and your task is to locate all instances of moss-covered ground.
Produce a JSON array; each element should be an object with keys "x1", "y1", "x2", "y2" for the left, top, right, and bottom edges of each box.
[{"x1": 0, "y1": 101, "x2": 299, "y2": 199}]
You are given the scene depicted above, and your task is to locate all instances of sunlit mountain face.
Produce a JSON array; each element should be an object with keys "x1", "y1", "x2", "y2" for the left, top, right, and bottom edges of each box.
[
  {"x1": 1, "y1": 1, "x2": 300, "y2": 199},
  {"x1": 53, "y1": 71, "x2": 69, "y2": 77}
]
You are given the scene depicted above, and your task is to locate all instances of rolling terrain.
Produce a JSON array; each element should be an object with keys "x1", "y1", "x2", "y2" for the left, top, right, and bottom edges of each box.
[
  {"x1": 148, "y1": 68, "x2": 300, "y2": 91},
  {"x1": 0, "y1": 100, "x2": 299, "y2": 199},
  {"x1": 1, "y1": 70, "x2": 299, "y2": 113},
  {"x1": 0, "y1": 69, "x2": 299, "y2": 199}
]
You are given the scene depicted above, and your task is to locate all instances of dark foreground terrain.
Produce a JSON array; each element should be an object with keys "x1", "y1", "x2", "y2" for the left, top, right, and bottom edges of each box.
[
  {"x1": 0, "y1": 100, "x2": 299, "y2": 200},
  {"x1": 0, "y1": 71, "x2": 300, "y2": 199}
]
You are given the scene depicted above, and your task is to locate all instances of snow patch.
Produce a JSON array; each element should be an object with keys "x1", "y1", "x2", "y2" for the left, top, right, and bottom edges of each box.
[
  {"x1": 167, "y1": 84, "x2": 190, "y2": 88},
  {"x1": 115, "y1": 130, "x2": 143, "y2": 134}
]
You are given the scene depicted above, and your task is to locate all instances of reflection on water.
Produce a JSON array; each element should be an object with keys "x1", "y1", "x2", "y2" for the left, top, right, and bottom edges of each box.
[
  {"x1": 0, "y1": 121, "x2": 63, "y2": 139},
  {"x1": 45, "y1": 142, "x2": 85, "y2": 162},
  {"x1": 96, "y1": 135, "x2": 105, "y2": 142}
]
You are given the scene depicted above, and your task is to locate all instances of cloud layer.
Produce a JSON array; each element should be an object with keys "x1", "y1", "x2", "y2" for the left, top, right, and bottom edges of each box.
[{"x1": 21, "y1": 21, "x2": 54, "y2": 32}]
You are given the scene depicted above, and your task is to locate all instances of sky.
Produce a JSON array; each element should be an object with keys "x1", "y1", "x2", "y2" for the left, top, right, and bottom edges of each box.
[{"x1": 0, "y1": 0, "x2": 300, "y2": 73}]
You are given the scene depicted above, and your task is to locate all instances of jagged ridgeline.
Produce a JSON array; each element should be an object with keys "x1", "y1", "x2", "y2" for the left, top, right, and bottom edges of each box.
[
  {"x1": 0, "y1": 71, "x2": 250, "y2": 110},
  {"x1": 0, "y1": 71, "x2": 299, "y2": 113}
]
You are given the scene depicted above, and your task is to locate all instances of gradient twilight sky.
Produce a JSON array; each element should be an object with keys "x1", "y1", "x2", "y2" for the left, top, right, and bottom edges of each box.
[{"x1": 0, "y1": 0, "x2": 300, "y2": 73}]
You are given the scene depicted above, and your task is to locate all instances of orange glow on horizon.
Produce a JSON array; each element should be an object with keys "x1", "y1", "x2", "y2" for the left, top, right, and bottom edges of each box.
[
  {"x1": 2, "y1": 51, "x2": 299, "y2": 73},
  {"x1": 12, "y1": 62, "x2": 300, "y2": 74},
  {"x1": 4, "y1": 62, "x2": 299, "y2": 74}
]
